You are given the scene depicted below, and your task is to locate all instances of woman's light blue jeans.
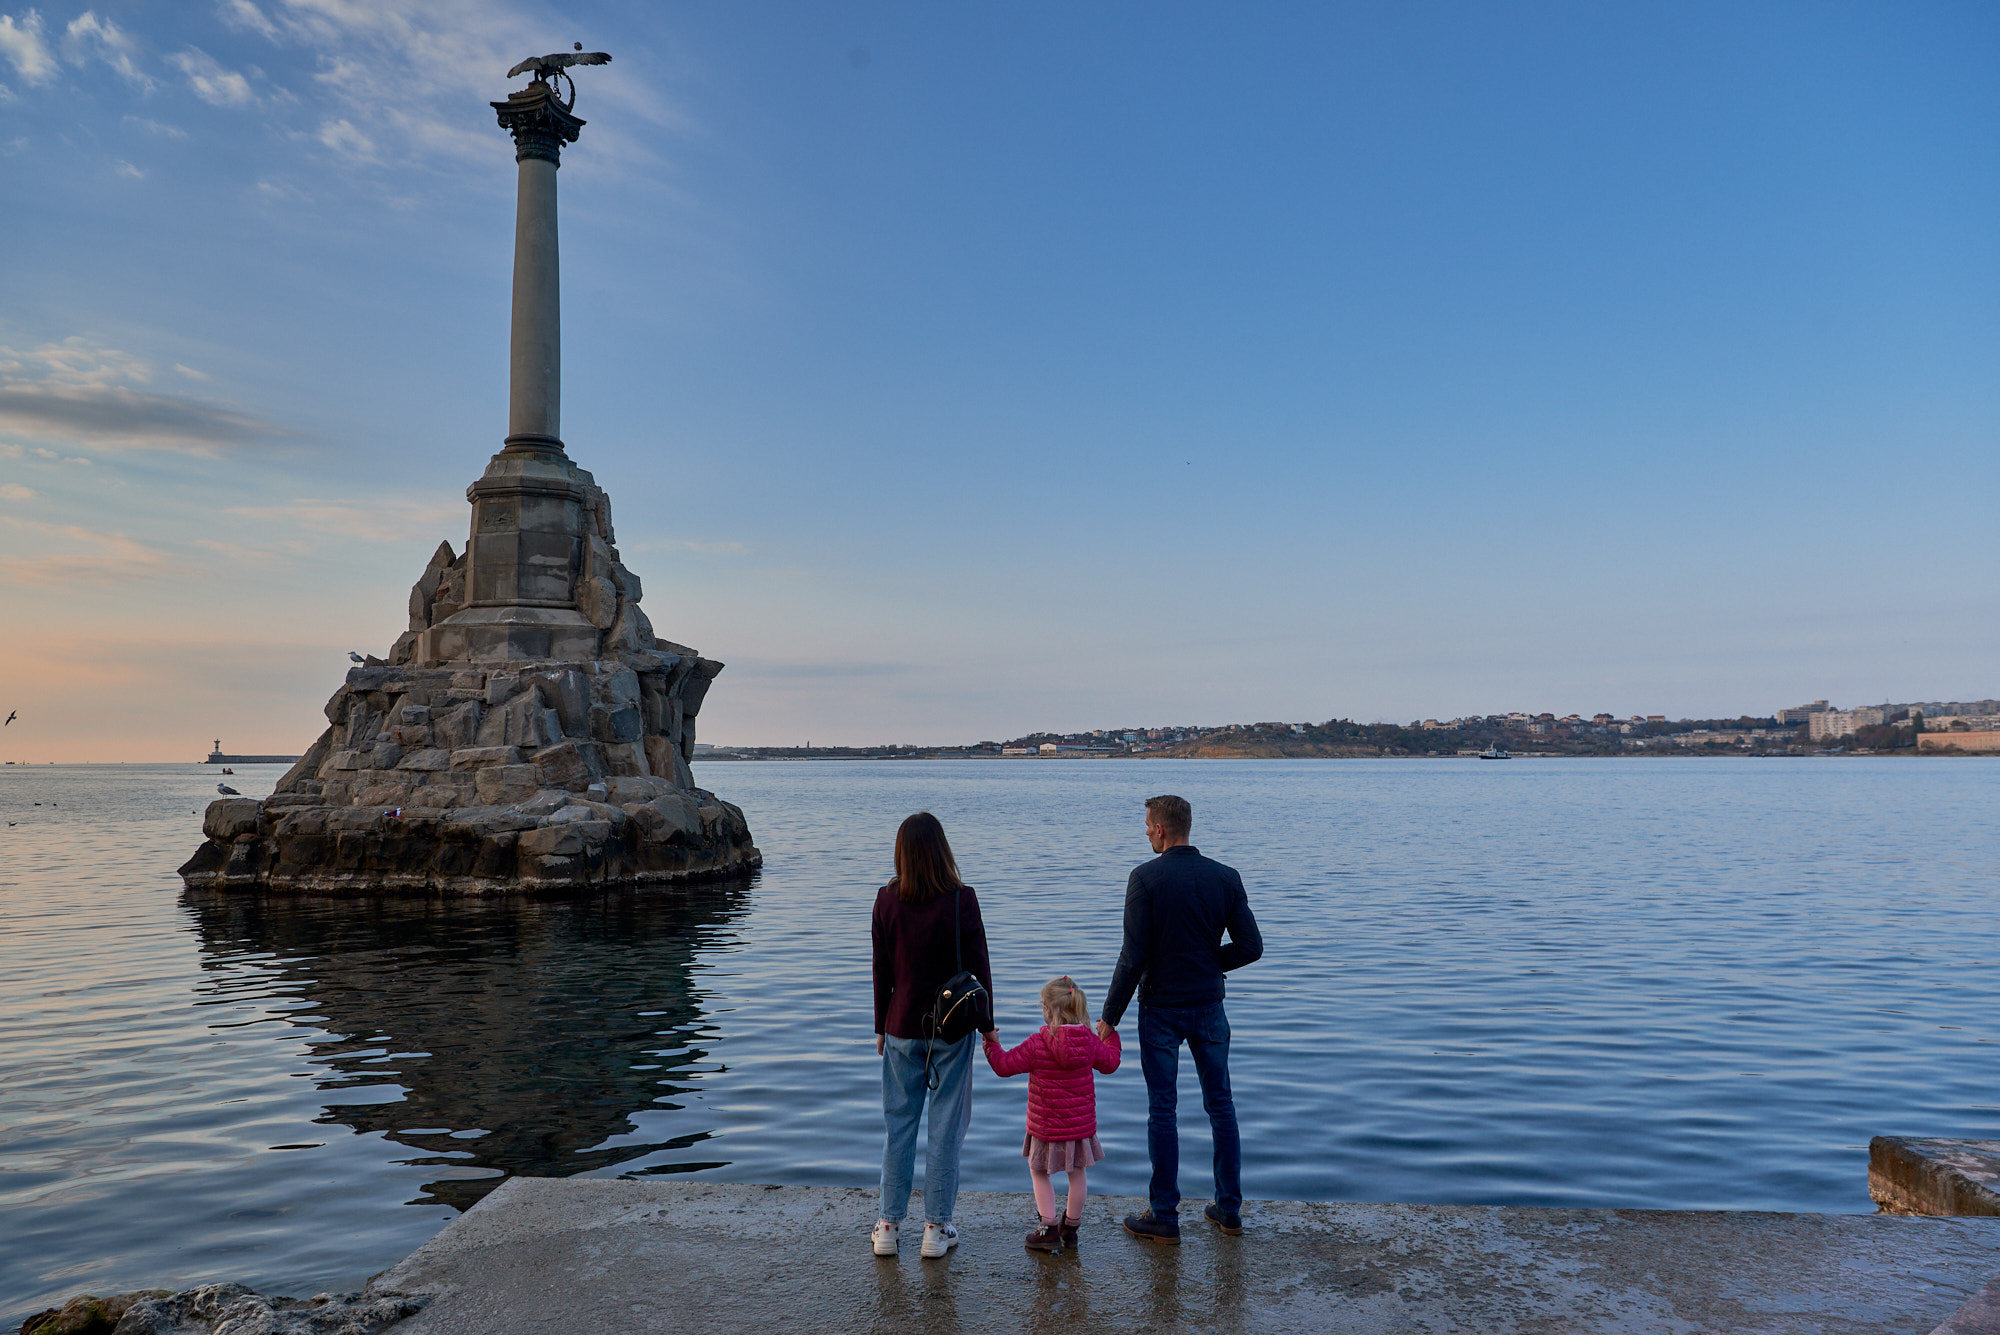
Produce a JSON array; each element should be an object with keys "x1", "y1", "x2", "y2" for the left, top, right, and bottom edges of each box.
[{"x1": 879, "y1": 1033, "x2": 975, "y2": 1225}]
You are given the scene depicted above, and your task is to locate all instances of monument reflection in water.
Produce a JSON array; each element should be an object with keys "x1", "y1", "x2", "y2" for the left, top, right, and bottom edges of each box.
[{"x1": 180, "y1": 884, "x2": 752, "y2": 1210}]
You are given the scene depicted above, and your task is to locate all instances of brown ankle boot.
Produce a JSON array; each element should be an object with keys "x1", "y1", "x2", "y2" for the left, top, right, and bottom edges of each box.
[
  {"x1": 1025, "y1": 1219, "x2": 1063, "y2": 1253},
  {"x1": 1060, "y1": 1213, "x2": 1081, "y2": 1246}
]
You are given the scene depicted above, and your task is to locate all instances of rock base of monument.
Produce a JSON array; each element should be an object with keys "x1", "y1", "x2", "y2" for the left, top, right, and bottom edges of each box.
[{"x1": 179, "y1": 656, "x2": 759, "y2": 895}]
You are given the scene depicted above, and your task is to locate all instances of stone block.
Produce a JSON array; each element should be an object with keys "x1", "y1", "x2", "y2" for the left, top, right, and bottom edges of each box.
[
  {"x1": 551, "y1": 800, "x2": 625, "y2": 829},
  {"x1": 399, "y1": 748, "x2": 453, "y2": 772},
  {"x1": 1869, "y1": 1137, "x2": 2000, "y2": 1216},
  {"x1": 531, "y1": 739, "x2": 604, "y2": 791},
  {"x1": 603, "y1": 741, "x2": 648, "y2": 777},
  {"x1": 474, "y1": 764, "x2": 542, "y2": 805},
  {"x1": 606, "y1": 775, "x2": 671, "y2": 805},
  {"x1": 203, "y1": 798, "x2": 263, "y2": 841},
  {"x1": 518, "y1": 824, "x2": 585, "y2": 858},
  {"x1": 441, "y1": 807, "x2": 540, "y2": 839},
  {"x1": 683, "y1": 658, "x2": 723, "y2": 715},
  {"x1": 277, "y1": 735, "x2": 332, "y2": 791},
  {"x1": 389, "y1": 724, "x2": 434, "y2": 748},
  {"x1": 519, "y1": 789, "x2": 573, "y2": 816},
  {"x1": 605, "y1": 602, "x2": 654, "y2": 654},
  {"x1": 642, "y1": 736, "x2": 679, "y2": 783},
  {"x1": 643, "y1": 790, "x2": 703, "y2": 844},
  {"x1": 369, "y1": 741, "x2": 404, "y2": 770},
  {"x1": 433, "y1": 700, "x2": 483, "y2": 749},
  {"x1": 324, "y1": 749, "x2": 365, "y2": 773},
  {"x1": 450, "y1": 746, "x2": 523, "y2": 771},
  {"x1": 451, "y1": 670, "x2": 486, "y2": 691},
  {"x1": 604, "y1": 706, "x2": 643, "y2": 744},
  {"x1": 577, "y1": 574, "x2": 619, "y2": 630},
  {"x1": 486, "y1": 673, "x2": 521, "y2": 706},
  {"x1": 400, "y1": 704, "x2": 432, "y2": 726},
  {"x1": 475, "y1": 689, "x2": 562, "y2": 750},
  {"x1": 531, "y1": 668, "x2": 590, "y2": 737},
  {"x1": 612, "y1": 564, "x2": 642, "y2": 604}
]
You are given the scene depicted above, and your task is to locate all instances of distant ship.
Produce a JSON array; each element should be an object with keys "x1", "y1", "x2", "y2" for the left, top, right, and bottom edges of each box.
[
  {"x1": 205, "y1": 740, "x2": 300, "y2": 766},
  {"x1": 1479, "y1": 746, "x2": 1511, "y2": 760}
]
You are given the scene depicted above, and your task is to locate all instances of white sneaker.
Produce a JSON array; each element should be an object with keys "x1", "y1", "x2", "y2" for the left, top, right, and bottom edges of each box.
[
  {"x1": 920, "y1": 1221, "x2": 958, "y2": 1258},
  {"x1": 872, "y1": 1220, "x2": 899, "y2": 1256}
]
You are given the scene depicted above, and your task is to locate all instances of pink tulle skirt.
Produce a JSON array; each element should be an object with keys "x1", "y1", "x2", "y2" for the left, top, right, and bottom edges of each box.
[{"x1": 1022, "y1": 1132, "x2": 1104, "y2": 1174}]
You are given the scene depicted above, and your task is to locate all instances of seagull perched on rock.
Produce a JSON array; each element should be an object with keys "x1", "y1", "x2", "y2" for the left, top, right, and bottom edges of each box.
[
  {"x1": 507, "y1": 43, "x2": 611, "y2": 81},
  {"x1": 217, "y1": 782, "x2": 240, "y2": 795},
  {"x1": 348, "y1": 651, "x2": 366, "y2": 664}
]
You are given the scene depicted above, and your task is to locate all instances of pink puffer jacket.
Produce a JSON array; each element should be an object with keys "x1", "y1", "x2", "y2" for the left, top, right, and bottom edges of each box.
[{"x1": 983, "y1": 1024, "x2": 1121, "y2": 1142}]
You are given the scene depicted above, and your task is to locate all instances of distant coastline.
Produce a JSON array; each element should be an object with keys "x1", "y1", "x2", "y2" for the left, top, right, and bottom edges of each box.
[{"x1": 701, "y1": 700, "x2": 2000, "y2": 761}]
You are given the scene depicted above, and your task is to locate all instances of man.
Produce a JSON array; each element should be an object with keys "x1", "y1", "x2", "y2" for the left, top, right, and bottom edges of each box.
[{"x1": 1099, "y1": 794, "x2": 1263, "y2": 1243}]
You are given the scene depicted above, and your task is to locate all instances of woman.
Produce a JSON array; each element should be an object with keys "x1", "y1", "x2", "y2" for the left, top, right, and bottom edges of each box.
[{"x1": 870, "y1": 811, "x2": 995, "y2": 1259}]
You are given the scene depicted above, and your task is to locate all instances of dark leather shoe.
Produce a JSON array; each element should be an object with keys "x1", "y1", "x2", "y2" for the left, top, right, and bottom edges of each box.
[
  {"x1": 1123, "y1": 1210, "x2": 1181, "y2": 1244},
  {"x1": 1204, "y1": 1203, "x2": 1242, "y2": 1235},
  {"x1": 1025, "y1": 1220, "x2": 1063, "y2": 1253},
  {"x1": 1060, "y1": 1213, "x2": 1081, "y2": 1247}
]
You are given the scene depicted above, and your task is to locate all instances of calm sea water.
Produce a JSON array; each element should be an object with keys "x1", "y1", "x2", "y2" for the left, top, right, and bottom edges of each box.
[{"x1": 3, "y1": 757, "x2": 1997, "y2": 1321}]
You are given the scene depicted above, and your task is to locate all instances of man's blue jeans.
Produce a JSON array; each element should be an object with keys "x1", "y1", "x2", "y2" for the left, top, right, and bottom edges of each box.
[
  {"x1": 1138, "y1": 1001, "x2": 1240, "y2": 1217},
  {"x1": 879, "y1": 1033, "x2": 975, "y2": 1225}
]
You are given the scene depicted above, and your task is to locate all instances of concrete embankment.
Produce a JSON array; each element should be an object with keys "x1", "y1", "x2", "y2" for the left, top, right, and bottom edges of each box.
[{"x1": 369, "y1": 1179, "x2": 2000, "y2": 1334}]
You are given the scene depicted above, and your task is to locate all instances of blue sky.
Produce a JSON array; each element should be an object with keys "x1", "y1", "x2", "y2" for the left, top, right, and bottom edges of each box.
[{"x1": 1, "y1": 1, "x2": 1995, "y2": 758}]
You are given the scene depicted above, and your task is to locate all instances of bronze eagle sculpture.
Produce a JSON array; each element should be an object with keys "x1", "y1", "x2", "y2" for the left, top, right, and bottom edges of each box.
[{"x1": 507, "y1": 44, "x2": 611, "y2": 81}]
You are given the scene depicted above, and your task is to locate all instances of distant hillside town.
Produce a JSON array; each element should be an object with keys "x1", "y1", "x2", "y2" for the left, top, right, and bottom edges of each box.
[{"x1": 698, "y1": 698, "x2": 2000, "y2": 760}]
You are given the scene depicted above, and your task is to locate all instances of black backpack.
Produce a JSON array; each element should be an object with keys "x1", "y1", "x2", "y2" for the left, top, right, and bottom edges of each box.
[{"x1": 922, "y1": 885, "x2": 992, "y2": 1088}]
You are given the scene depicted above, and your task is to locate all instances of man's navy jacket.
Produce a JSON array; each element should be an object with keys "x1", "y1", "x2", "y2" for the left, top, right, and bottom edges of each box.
[{"x1": 1102, "y1": 844, "x2": 1262, "y2": 1027}]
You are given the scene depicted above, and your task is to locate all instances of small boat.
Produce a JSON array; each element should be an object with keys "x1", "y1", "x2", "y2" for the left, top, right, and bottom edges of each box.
[
  {"x1": 1479, "y1": 746, "x2": 1511, "y2": 760},
  {"x1": 220, "y1": 767, "x2": 234, "y2": 775}
]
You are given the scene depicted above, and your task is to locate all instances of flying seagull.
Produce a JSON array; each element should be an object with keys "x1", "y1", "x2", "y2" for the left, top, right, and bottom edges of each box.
[
  {"x1": 4, "y1": 711, "x2": 14, "y2": 725},
  {"x1": 217, "y1": 782, "x2": 240, "y2": 795},
  {"x1": 508, "y1": 43, "x2": 611, "y2": 81},
  {"x1": 348, "y1": 651, "x2": 365, "y2": 663}
]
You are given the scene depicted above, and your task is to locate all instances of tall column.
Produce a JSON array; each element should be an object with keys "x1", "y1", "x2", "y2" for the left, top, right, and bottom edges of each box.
[
  {"x1": 418, "y1": 80, "x2": 600, "y2": 665},
  {"x1": 492, "y1": 82, "x2": 584, "y2": 454},
  {"x1": 509, "y1": 154, "x2": 561, "y2": 447}
]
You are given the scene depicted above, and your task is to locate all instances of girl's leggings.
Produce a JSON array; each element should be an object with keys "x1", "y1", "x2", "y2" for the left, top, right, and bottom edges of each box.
[{"x1": 1030, "y1": 1167, "x2": 1087, "y2": 1222}]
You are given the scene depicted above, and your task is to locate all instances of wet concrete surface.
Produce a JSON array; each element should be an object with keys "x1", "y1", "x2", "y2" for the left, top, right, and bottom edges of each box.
[{"x1": 372, "y1": 1179, "x2": 2000, "y2": 1333}]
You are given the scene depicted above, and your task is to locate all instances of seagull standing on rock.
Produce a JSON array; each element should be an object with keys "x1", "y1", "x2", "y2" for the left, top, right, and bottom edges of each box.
[
  {"x1": 348, "y1": 652, "x2": 366, "y2": 664},
  {"x1": 217, "y1": 783, "x2": 240, "y2": 795}
]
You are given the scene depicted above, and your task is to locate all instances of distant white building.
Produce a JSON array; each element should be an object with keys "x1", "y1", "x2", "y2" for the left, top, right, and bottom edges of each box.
[
  {"x1": 1777, "y1": 700, "x2": 1830, "y2": 725},
  {"x1": 1809, "y1": 708, "x2": 1885, "y2": 740}
]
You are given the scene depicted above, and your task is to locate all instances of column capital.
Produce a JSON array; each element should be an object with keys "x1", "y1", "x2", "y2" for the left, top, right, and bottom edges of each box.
[{"x1": 492, "y1": 82, "x2": 585, "y2": 165}]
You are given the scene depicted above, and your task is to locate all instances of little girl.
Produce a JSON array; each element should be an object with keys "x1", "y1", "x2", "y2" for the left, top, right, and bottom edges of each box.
[{"x1": 983, "y1": 975, "x2": 1121, "y2": 1252}]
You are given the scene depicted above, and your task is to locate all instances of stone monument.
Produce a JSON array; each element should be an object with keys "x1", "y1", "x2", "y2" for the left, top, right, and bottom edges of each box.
[{"x1": 181, "y1": 51, "x2": 759, "y2": 894}]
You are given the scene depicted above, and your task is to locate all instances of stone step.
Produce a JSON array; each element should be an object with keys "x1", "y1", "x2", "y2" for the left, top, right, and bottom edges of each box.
[{"x1": 1873, "y1": 1137, "x2": 2000, "y2": 1217}]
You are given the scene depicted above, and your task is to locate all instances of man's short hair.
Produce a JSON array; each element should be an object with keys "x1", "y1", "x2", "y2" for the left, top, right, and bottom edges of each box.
[{"x1": 1145, "y1": 794, "x2": 1192, "y2": 838}]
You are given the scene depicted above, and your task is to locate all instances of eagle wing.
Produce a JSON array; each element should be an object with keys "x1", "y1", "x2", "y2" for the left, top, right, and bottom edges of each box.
[
  {"x1": 507, "y1": 55, "x2": 546, "y2": 78},
  {"x1": 573, "y1": 51, "x2": 611, "y2": 65}
]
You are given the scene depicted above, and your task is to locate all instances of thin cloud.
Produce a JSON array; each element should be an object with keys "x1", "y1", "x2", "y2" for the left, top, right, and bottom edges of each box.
[
  {"x1": 125, "y1": 115, "x2": 188, "y2": 138},
  {"x1": 0, "y1": 482, "x2": 34, "y2": 500},
  {"x1": 627, "y1": 536, "x2": 750, "y2": 555},
  {"x1": 0, "y1": 10, "x2": 55, "y2": 86},
  {"x1": 64, "y1": 11, "x2": 152, "y2": 90},
  {"x1": 0, "y1": 515, "x2": 173, "y2": 586},
  {"x1": 315, "y1": 116, "x2": 374, "y2": 161},
  {"x1": 0, "y1": 338, "x2": 291, "y2": 455},
  {"x1": 169, "y1": 46, "x2": 254, "y2": 107},
  {"x1": 226, "y1": 496, "x2": 463, "y2": 543},
  {"x1": 114, "y1": 159, "x2": 143, "y2": 178}
]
